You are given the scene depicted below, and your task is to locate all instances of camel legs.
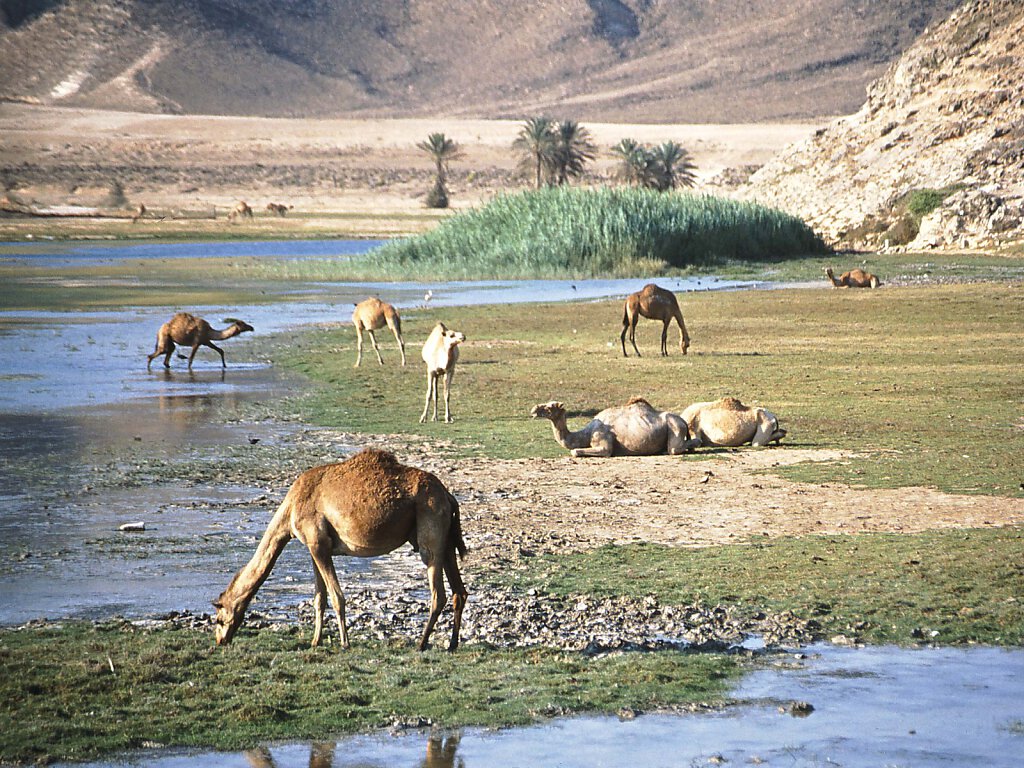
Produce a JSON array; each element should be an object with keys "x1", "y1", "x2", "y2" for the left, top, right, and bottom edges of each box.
[
  {"x1": 386, "y1": 320, "x2": 406, "y2": 366},
  {"x1": 660, "y1": 320, "x2": 670, "y2": 356},
  {"x1": 570, "y1": 427, "x2": 615, "y2": 457},
  {"x1": 621, "y1": 316, "x2": 641, "y2": 357},
  {"x1": 417, "y1": 562, "x2": 448, "y2": 651},
  {"x1": 206, "y1": 341, "x2": 227, "y2": 368},
  {"x1": 443, "y1": 551, "x2": 468, "y2": 652},
  {"x1": 666, "y1": 415, "x2": 701, "y2": 454},
  {"x1": 442, "y1": 369, "x2": 455, "y2": 423},
  {"x1": 147, "y1": 341, "x2": 173, "y2": 370},
  {"x1": 420, "y1": 371, "x2": 438, "y2": 423},
  {"x1": 311, "y1": 562, "x2": 328, "y2": 647},
  {"x1": 354, "y1": 327, "x2": 385, "y2": 367},
  {"x1": 307, "y1": 542, "x2": 349, "y2": 648}
]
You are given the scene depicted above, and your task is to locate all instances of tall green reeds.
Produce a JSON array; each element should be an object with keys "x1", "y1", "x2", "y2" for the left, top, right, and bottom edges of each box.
[{"x1": 367, "y1": 187, "x2": 828, "y2": 279}]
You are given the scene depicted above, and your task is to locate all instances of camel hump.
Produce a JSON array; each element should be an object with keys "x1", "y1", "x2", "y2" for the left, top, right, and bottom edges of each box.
[
  {"x1": 716, "y1": 396, "x2": 746, "y2": 410},
  {"x1": 349, "y1": 447, "x2": 400, "y2": 468},
  {"x1": 626, "y1": 396, "x2": 653, "y2": 408}
]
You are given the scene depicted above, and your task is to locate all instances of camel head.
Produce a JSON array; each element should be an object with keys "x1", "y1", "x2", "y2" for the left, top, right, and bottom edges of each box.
[
  {"x1": 530, "y1": 401, "x2": 566, "y2": 421},
  {"x1": 211, "y1": 594, "x2": 244, "y2": 645},
  {"x1": 437, "y1": 323, "x2": 465, "y2": 349},
  {"x1": 223, "y1": 318, "x2": 254, "y2": 334}
]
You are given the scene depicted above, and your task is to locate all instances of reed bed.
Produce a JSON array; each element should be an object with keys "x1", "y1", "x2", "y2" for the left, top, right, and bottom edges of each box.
[{"x1": 367, "y1": 187, "x2": 828, "y2": 278}]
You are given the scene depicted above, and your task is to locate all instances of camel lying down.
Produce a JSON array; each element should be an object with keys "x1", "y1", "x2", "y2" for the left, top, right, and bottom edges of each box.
[
  {"x1": 681, "y1": 396, "x2": 787, "y2": 447},
  {"x1": 213, "y1": 449, "x2": 468, "y2": 651},
  {"x1": 531, "y1": 397, "x2": 701, "y2": 458}
]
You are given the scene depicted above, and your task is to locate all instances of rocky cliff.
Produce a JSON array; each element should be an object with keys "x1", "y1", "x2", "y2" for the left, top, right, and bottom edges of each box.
[{"x1": 740, "y1": 0, "x2": 1024, "y2": 250}]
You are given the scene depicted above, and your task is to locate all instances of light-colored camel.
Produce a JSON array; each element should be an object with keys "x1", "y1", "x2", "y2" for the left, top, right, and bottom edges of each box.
[
  {"x1": 825, "y1": 267, "x2": 880, "y2": 288},
  {"x1": 420, "y1": 322, "x2": 465, "y2": 423},
  {"x1": 266, "y1": 202, "x2": 293, "y2": 216},
  {"x1": 621, "y1": 283, "x2": 690, "y2": 357},
  {"x1": 130, "y1": 203, "x2": 147, "y2": 223},
  {"x1": 531, "y1": 396, "x2": 700, "y2": 457},
  {"x1": 352, "y1": 297, "x2": 406, "y2": 367},
  {"x1": 146, "y1": 312, "x2": 254, "y2": 370},
  {"x1": 227, "y1": 200, "x2": 254, "y2": 222},
  {"x1": 681, "y1": 396, "x2": 787, "y2": 447},
  {"x1": 213, "y1": 448, "x2": 468, "y2": 650}
]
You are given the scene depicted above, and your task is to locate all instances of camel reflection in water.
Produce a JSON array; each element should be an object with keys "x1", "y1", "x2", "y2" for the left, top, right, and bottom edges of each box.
[{"x1": 243, "y1": 732, "x2": 463, "y2": 768}]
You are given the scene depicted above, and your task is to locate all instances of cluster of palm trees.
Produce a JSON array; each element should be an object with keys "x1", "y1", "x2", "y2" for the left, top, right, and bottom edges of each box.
[{"x1": 416, "y1": 117, "x2": 697, "y2": 208}]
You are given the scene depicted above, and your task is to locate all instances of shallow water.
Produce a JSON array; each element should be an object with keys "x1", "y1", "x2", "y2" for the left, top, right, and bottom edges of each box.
[{"x1": 54, "y1": 644, "x2": 1024, "y2": 768}]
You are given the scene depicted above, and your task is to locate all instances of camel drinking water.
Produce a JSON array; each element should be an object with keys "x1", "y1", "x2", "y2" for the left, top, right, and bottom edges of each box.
[
  {"x1": 531, "y1": 396, "x2": 701, "y2": 457},
  {"x1": 352, "y1": 297, "x2": 406, "y2": 367},
  {"x1": 825, "y1": 267, "x2": 880, "y2": 289},
  {"x1": 420, "y1": 322, "x2": 465, "y2": 423},
  {"x1": 213, "y1": 449, "x2": 468, "y2": 650},
  {"x1": 146, "y1": 312, "x2": 254, "y2": 370},
  {"x1": 226, "y1": 200, "x2": 254, "y2": 222},
  {"x1": 681, "y1": 396, "x2": 787, "y2": 447},
  {"x1": 621, "y1": 283, "x2": 690, "y2": 357}
]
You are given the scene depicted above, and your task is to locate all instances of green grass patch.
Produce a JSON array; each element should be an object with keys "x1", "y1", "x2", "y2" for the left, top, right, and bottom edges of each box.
[
  {"x1": 272, "y1": 281, "x2": 1023, "y2": 496},
  {"x1": 512, "y1": 527, "x2": 1024, "y2": 646},
  {"x1": 0, "y1": 623, "x2": 737, "y2": 764},
  {"x1": 365, "y1": 187, "x2": 829, "y2": 279}
]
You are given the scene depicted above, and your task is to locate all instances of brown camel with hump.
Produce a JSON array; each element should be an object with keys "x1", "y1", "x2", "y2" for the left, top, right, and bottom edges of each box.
[
  {"x1": 146, "y1": 312, "x2": 253, "y2": 370},
  {"x1": 825, "y1": 267, "x2": 880, "y2": 289},
  {"x1": 213, "y1": 448, "x2": 469, "y2": 651},
  {"x1": 227, "y1": 201, "x2": 254, "y2": 221},
  {"x1": 621, "y1": 283, "x2": 690, "y2": 357},
  {"x1": 352, "y1": 297, "x2": 406, "y2": 367}
]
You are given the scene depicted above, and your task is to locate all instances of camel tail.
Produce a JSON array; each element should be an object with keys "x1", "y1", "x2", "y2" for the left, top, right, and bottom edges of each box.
[{"x1": 448, "y1": 491, "x2": 468, "y2": 559}]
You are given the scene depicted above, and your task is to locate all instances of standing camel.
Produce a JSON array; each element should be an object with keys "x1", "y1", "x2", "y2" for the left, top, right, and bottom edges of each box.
[
  {"x1": 825, "y1": 267, "x2": 880, "y2": 289},
  {"x1": 352, "y1": 297, "x2": 406, "y2": 367},
  {"x1": 213, "y1": 448, "x2": 468, "y2": 650},
  {"x1": 621, "y1": 283, "x2": 690, "y2": 357},
  {"x1": 227, "y1": 201, "x2": 254, "y2": 222},
  {"x1": 130, "y1": 203, "x2": 147, "y2": 223},
  {"x1": 266, "y1": 202, "x2": 292, "y2": 216},
  {"x1": 146, "y1": 312, "x2": 254, "y2": 370},
  {"x1": 420, "y1": 322, "x2": 465, "y2": 423}
]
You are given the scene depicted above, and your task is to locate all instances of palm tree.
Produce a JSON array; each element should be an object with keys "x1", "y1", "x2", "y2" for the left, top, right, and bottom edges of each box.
[
  {"x1": 513, "y1": 117, "x2": 558, "y2": 189},
  {"x1": 417, "y1": 132, "x2": 463, "y2": 208},
  {"x1": 552, "y1": 120, "x2": 597, "y2": 185},
  {"x1": 650, "y1": 141, "x2": 697, "y2": 191},
  {"x1": 611, "y1": 138, "x2": 656, "y2": 187}
]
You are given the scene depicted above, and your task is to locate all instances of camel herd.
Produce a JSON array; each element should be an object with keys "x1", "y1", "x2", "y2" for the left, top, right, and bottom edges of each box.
[{"x1": 147, "y1": 269, "x2": 876, "y2": 649}]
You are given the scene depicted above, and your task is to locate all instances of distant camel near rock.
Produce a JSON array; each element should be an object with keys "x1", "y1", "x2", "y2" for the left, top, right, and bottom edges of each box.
[
  {"x1": 213, "y1": 448, "x2": 468, "y2": 650},
  {"x1": 531, "y1": 396, "x2": 700, "y2": 457},
  {"x1": 681, "y1": 396, "x2": 787, "y2": 447},
  {"x1": 352, "y1": 297, "x2": 406, "y2": 367},
  {"x1": 420, "y1": 322, "x2": 465, "y2": 423},
  {"x1": 146, "y1": 312, "x2": 253, "y2": 370},
  {"x1": 266, "y1": 202, "x2": 293, "y2": 216},
  {"x1": 825, "y1": 267, "x2": 880, "y2": 288},
  {"x1": 131, "y1": 203, "x2": 147, "y2": 223},
  {"x1": 621, "y1": 283, "x2": 690, "y2": 357},
  {"x1": 227, "y1": 201, "x2": 254, "y2": 222}
]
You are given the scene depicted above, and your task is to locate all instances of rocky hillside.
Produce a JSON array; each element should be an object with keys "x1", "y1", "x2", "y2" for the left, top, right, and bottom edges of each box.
[
  {"x1": 740, "y1": 0, "x2": 1024, "y2": 250},
  {"x1": 0, "y1": 0, "x2": 959, "y2": 123}
]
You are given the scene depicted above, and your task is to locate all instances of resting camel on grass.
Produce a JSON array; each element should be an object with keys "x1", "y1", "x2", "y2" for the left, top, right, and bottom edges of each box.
[
  {"x1": 352, "y1": 297, "x2": 406, "y2": 367},
  {"x1": 213, "y1": 448, "x2": 468, "y2": 650},
  {"x1": 266, "y1": 202, "x2": 292, "y2": 216},
  {"x1": 226, "y1": 201, "x2": 254, "y2": 222},
  {"x1": 146, "y1": 312, "x2": 253, "y2": 370},
  {"x1": 681, "y1": 396, "x2": 787, "y2": 447},
  {"x1": 531, "y1": 396, "x2": 700, "y2": 457},
  {"x1": 621, "y1": 283, "x2": 690, "y2": 357},
  {"x1": 420, "y1": 322, "x2": 465, "y2": 423},
  {"x1": 825, "y1": 267, "x2": 880, "y2": 289}
]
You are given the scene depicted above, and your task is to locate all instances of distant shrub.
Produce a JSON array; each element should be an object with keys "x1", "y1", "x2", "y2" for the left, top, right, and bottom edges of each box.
[
  {"x1": 898, "y1": 185, "x2": 966, "y2": 220},
  {"x1": 367, "y1": 187, "x2": 828, "y2": 279}
]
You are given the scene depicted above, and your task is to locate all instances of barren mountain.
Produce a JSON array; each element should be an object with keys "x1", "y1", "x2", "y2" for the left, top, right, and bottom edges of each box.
[
  {"x1": 0, "y1": 0, "x2": 960, "y2": 123},
  {"x1": 740, "y1": 0, "x2": 1024, "y2": 250}
]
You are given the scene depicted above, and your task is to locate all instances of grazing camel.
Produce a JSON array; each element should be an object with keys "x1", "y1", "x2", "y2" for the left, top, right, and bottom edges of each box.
[
  {"x1": 130, "y1": 203, "x2": 147, "y2": 223},
  {"x1": 681, "y1": 396, "x2": 787, "y2": 447},
  {"x1": 352, "y1": 297, "x2": 406, "y2": 367},
  {"x1": 531, "y1": 396, "x2": 700, "y2": 457},
  {"x1": 266, "y1": 202, "x2": 292, "y2": 216},
  {"x1": 825, "y1": 267, "x2": 880, "y2": 289},
  {"x1": 227, "y1": 201, "x2": 254, "y2": 222},
  {"x1": 146, "y1": 312, "x2": 254, "y2": 370},
  {"x1": 213, "y1": 448, "x2": 468, "y2": 651},
  {"x1": 420, "y1": 322, "x2": 465, "y2": 423},
  {"x1": 621, "y1": 283, "x2": 690, "y2": 357}
]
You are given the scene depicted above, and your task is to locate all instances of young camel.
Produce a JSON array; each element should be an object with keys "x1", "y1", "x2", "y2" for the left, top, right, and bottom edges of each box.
[
  {"x1": 681, "y1": 396, "x2": 787, "y2": 447},
  {"x1": 531, "y1": 396, "x2": 700, "y2": 457},
  {"x1": 352, "y1": 297, "x2": 406, "y2": 367},
  {"x1": 420, "y1": 322, "x2": 465, "y2": 424},
  {"x1": 227, "y1": 201, "x2": 254, "y2": 222},
  {"x1": 825, "y1": 267, "x2": 880, "y2": 289},
  {"x1": 213, "y1": 448, "x2": 468, "y2": 651},
  {"x1": 146, "y1": 312, "x2": 254, "y2": 370},
  {"x1": 621, "y1": 283, "x2": 690, "y2": 357},
  {"x1": 266, "y1": 202, "x2": 293, "y2": 216}
]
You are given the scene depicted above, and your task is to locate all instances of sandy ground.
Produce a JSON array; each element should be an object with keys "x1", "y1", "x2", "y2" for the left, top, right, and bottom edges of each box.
[{"x1": 0, "y1": 104, "x2": 825, "y2": 236}]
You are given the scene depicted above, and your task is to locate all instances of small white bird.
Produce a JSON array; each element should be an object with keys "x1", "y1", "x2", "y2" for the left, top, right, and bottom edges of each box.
[{"x1": 424, "y1": 290, "x2": 434, "y2": 306}]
